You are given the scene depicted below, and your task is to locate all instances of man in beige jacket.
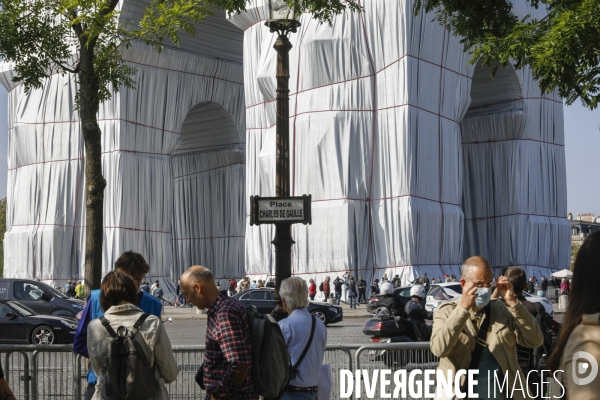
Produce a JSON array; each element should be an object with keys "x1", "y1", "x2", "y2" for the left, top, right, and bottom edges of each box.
[{"x1": 431, "y1": 256, "x2": 543, "y2": 400}]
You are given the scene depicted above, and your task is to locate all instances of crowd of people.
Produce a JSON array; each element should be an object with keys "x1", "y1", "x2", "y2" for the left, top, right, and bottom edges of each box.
[{"x1": 1, "y1": 231, "x2": 598, "y2": 400}]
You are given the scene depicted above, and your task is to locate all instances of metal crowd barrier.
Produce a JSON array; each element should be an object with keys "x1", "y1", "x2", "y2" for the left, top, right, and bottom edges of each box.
[
  {"x1": 0, "y1": 343, "x2": 562, "y2": 399},
  {"x1": 0, "y1": 344, "x2": 354, "y2": 399}
]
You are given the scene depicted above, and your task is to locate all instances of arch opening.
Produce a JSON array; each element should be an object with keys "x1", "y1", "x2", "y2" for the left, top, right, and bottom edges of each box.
[{"x1": 170, "y1": 101, "x2": 246, "y2": 281}]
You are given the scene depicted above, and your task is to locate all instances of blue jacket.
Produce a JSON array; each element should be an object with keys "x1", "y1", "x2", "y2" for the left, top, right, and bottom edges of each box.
[{"x1": 72, "y1": 289, "x2": 162, "y2": 384}]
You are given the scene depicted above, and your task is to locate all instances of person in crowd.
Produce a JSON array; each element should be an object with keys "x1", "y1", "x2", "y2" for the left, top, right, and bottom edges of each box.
[
  {"x1": 527, "y1": 277, "x2": 535, "y2": 294},
  {"x1": 358, "y1": 276, "x2": 367, "y2": 304},
  {"x1": 560, "y1": 278, "x2": 570, "y2": 295},
  {"x1": 76, "y1": 281, "x2": 85, "y2": 299},
  {"x1": 347, "y1": 275, "x2": 358, "y2": 309},
  {"x1": 342, "y1": 272, "x2": 350, "y2": 303},
  {"x1": 430, "y1": 277, "x2": 435, "y2": 287},
  {"x1": 73, "y1": 251, "x2": 162, "y2": 400},
  {"x1": 332, "y1": 277, "x2": 343, "y2": 305},
  {"x1": 404, "y1": 284, "x2": 430, "y2": 323},
  {"x1": 491, "y1": 266, "x2": 541, "y2": 382},
  {"x1": 141, "y1": 281, "x2": 150, "y2": 293},
  {"x1": 430, "y1": 256, "x2": 543, "y2": 400},
  {"x1": 382, "y1": 273, "x2": 388, "y2": 282},
  {"x1": 87, "y1": 270, "x2": 178, "y2": 400},
  {"x1": 0, "y1": 358, "x2": 15, "y2": 400},
  {"x1": 151, "y1": 280, "x2": 158, "y2": 292},
  {"x1": 64, "y1": 280, "x2": 75, "y2": 297},
  {"x1": 377, "y1": 279, "x2": 404, "y2": 316},
  {"x1": 323, "y1": 276, "x2": 331, "y2": 299},
  {"x1": 257, "y1": 279, "x2": 264, "y2": 288},
  {"x1": 492, "y1": 267, "x2": 538, "y2": 317},
  {"x1": 228, "y1": 278, "x2": 238, "y2": 297},
  {"x1": 278, "y1": 277, "x2": 327, "y2": 400},
  {"x1": 548, "y1": 231, "x2": 600, "y2": 398},
  {"x1": 250, "y1": 280, "x2": 258, "y2": 289},
  {"x1": 391, "y1": 274, "x2": 399, "y2": 288},
  {"x1": 444, "y1": 274, "x2": 451, "y2": 283},
  {"x1": 180, "y1": 266, "x2": 257, "y2": 400},
  {"x1": 421, "y1": 273, "x2": 430, "y2": 291},
  {"x1": 175, "y1": 280, "x2": 182, "y2": 306},
  {"x1": 152, "y1": 281, "x2": 164, "y2": 298},
  {"x1": 265, "y1": 278, "x2": 275, "y2": 288},
  {"x1": 240, "y1": 277, "x2": 250, "y2": 292},
  {"x1": 538, "y1": 275, "x2": 548, "y2": 297},
  {"x1": 370, "y1": 278, "x2": 380, "y2": 295},
  {"x1": 308, "y1": 278, "x2": 317, "y2": 301},
  {"x1": 451, "y1": 274, "x2": 458, "y2": 282},
  {"x1": 436, "y1": 276, "x2": 442, "y2": 283}
]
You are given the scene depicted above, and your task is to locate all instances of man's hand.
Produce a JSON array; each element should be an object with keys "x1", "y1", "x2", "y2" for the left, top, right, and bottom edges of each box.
[
  {"x1": 496, "y1": 276, "x2": 517, "y2": 307},
  {"x1": 459, "y1": 282, "x2": 478, "y2": 311}
]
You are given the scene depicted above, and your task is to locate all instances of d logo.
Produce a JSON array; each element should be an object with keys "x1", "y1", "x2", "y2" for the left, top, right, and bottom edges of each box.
[{"x1": 572, "y1": 351, "x2": 599, "y2": 385}]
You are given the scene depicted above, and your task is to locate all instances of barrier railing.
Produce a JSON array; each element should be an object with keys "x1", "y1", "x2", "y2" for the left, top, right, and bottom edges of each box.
[{"x1": 0, "y1": 343, "x2": 562, "y2": 399}]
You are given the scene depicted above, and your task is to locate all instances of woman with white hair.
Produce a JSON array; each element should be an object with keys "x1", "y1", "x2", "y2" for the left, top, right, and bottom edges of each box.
[{"x1": 278, "y1": 277, "x2": 327, "y2": 400}]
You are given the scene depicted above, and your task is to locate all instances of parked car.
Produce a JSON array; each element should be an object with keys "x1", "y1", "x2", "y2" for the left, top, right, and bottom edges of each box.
[
  {"x1": 231, "y1": 288, "x2": 343, "y2": 325},
  {"x1": 425, "y1": 283, "x2": 463, "y2": 313},
  {"x1": 425, "y1": 283, "x2": 554, "y2": 316},
  {"x1": 366, "y1": 286, "x2": 412, "y2": 315},
  {"x1": 0, "y1": 301, "x2": 78, "y2": 345},
  {"x1": 0, "y1": 279, "x2": 84, "y2": 320}
]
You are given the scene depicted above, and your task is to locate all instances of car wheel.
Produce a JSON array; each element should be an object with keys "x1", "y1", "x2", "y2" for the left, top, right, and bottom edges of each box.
[
  {"x1": 311, "y1": 310, "x2": 328, "y2": 325},
  {"x1": 31, "y1": 325, "x2": 55, "y2": 345},
  {"x1": 374, "y1": 307, "x2": 390, "y2": 317}
]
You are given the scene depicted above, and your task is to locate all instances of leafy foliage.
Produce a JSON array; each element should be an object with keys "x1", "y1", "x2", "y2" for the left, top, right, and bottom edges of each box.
[
  {"x1": 415, "y1": 0, "x2": 600, "y2": 109},
  {"x1": 570, "y1": 243, "x2": 580, "y2": 271}
]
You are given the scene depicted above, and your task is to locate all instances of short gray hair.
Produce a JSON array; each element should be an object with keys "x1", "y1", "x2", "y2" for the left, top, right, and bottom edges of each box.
[{"x1": 280, "y1": 277, "x2": 308, "y2": 310}]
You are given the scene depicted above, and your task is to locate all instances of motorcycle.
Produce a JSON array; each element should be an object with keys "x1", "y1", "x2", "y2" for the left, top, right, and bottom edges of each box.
[{"x1": 362, "y1": 314, "x2": 432, "y2": 368}]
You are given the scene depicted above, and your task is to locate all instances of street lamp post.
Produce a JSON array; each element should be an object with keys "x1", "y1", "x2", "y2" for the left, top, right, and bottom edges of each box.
[{"x1": 265, "y1": 1, "x2": 301, "y2": 320}]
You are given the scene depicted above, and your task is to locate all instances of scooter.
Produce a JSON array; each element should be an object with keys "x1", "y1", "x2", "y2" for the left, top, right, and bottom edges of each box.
[{"x1": 363, "y1": 314, "x2": 432, "y2": 368}]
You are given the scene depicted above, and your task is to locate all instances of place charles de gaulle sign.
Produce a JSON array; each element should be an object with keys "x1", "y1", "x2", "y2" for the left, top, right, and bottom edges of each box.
[{"x1": 250, "y1": 195, "x2": 312, "y2": 225}]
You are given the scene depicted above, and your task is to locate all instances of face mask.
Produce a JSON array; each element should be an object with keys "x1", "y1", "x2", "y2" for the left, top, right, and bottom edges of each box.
[{"x1": 475, "y1": 287, "x2": 491, "y2": 308}]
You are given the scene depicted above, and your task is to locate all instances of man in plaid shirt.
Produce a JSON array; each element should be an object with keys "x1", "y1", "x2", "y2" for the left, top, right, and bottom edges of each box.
[{"x1": 181, "y1": 266, "x2": 258, "y2": 400}]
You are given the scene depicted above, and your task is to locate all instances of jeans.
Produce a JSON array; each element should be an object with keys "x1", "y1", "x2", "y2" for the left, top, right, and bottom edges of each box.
[
  {"x1": 358, "y1": 289, "x2": 366, "y2": 303},
  {"x1": 334, "y1": 291, "x2": 341, "y2": 305},
  {"x1": 349, "y1": 293, "x2": 357, "y2": 309},
  {"x1": 279, "y1": 391, "x2": 318, "y2": 400}
]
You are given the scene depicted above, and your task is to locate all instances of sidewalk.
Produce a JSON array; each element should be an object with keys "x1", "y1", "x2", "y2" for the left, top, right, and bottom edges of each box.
[{"x1": 162, "y1": 300, "x2": 566, "y2": 321}]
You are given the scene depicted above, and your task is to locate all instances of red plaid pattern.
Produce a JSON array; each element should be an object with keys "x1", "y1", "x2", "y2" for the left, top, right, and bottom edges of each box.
[{"x1": 202, "y1": 295, "x2": 258, "y2": 400}]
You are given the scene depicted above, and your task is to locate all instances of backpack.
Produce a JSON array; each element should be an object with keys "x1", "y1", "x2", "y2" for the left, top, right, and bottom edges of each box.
[
  {"x1": 319, "y1": 282, "x2": 323, "y2": 292},
  {"x1": 532, "y1": 303, "x2": 562, "y2": 358},
  {"x1": 333, "y1": 280, "x2": 343, "y2": 292},
  {"x1": 100, "y1": 314, "x2": 160, "y2": 400},
  {"x1": 247, "y1": 307, "x2": 291, "y2": 397}
]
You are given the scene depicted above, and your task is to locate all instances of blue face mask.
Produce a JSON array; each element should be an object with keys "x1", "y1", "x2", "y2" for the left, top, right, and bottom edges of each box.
[{"x1": 475, "y1": 287, "x2": 491, "y2": 308}]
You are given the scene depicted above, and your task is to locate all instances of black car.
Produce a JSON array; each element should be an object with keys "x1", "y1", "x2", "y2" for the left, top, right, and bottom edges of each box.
[
  {"x1": 0, "y1": 279, "x2": 85, "y2": 320},
  {"x1": 0, "y1": 301, "x2": 79, "y2": 345},
  {"x1": 367, "y1": 286, "x2": 412, "y2": 314},
  {"x1": 231, "y1": 288, "x2": 343, "y2": 325}
]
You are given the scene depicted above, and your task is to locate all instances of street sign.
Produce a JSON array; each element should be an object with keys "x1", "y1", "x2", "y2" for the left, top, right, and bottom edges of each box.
[{"x1": 250, "y1": 195, "x2": 312, "y2": 225}]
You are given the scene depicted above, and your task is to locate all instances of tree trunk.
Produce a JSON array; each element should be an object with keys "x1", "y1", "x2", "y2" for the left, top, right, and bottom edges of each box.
[{"x1": 79, "y1": 44, "x2": 106, "y2": 297}]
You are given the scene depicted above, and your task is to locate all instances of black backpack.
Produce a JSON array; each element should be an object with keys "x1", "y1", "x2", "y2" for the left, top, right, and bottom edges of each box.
[
  {"x1": 319, "y1": 282, "x2": 323, "y2": 292},
  {"x1": 532, "y1": 303, "x2": 562, "y2": 358},
  {"x1": 247, "y1": 307, "x2": 291, "y2": 397},
  {"x1": 100, "y1": 314, "x2": 160, "y2": 400}
]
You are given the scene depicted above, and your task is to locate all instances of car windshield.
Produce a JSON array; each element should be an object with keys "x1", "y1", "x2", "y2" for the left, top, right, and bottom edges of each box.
[
  {"x1": 445, "y1": 284, "x2": 462, "y2": 295},
  {"x1": 7, "y1": 301, "x2": 37, "y2": 316},
  {"x1": 43, "y1": 283, "x2": 68, "y2": 299}
]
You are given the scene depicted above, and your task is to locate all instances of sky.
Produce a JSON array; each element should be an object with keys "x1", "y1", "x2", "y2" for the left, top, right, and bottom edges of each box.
[{"x1": 0, "y1": 86, "x2": 598, "y2": 215}]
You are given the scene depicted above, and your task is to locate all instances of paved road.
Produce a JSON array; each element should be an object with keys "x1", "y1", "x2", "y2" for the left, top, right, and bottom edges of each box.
[
  {"x1": 165, "y1": 312, "x2": 564, "y2": 346},
  {"x1": 165, "y1": 318, "x2": 371, "y2": 346}
]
